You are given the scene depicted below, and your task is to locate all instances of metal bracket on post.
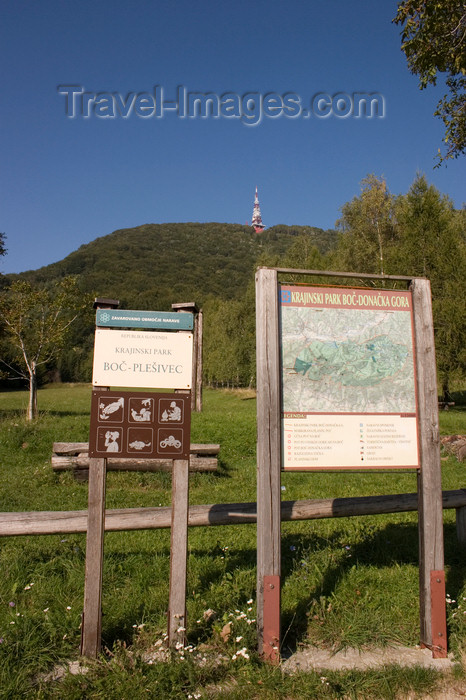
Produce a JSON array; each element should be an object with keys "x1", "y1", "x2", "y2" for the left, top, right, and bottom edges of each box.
[
  {"x1": 263, "y1": 575, "x2": 280, "y2": 664},
  {"x1": 430, "y1": 570, "x2": 447, "y2": 658}
]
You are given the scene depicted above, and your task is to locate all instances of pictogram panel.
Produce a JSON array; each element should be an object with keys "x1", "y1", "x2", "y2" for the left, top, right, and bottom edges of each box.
[{"x1": 89, "y1": 390, "x2": 191, "y2": 459}]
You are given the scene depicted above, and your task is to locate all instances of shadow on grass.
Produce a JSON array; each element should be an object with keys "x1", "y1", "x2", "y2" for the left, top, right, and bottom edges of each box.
[
  {"x1": 443, "y1": 521, "x2": 466, "y2": 604},
  {"x1": 211, "y1": 458, "x2": 232, "y2": 479},
  {"x1": 279, "y1": 521, "x2": 466, "y2": 653},
  {"x1": 44, "y1": 410, "x2": 91, "y2": 417},
  {"x1": 91, "y1": 519, "x2": 466, "y2": 653},
  {"x1": 0, "y1": 408, "x2": 25, "y2": 419},
  {"x1": 450, "y1": 391, "x2": 466, "y2": 406},
  {"x1": 0, "y1": 408, "x2": 90, "y2": 419},
  {"x1": 102, "y1": 613, "x2": 147, "y2": 649}
]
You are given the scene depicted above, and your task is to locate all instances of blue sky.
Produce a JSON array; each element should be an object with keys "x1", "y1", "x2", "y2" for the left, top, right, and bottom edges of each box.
[{"x1": 1, "y1": 0, "x2": 465, "y2": 273}]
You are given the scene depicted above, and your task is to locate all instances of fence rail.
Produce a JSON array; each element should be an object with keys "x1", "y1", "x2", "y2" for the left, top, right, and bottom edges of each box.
[
  {"x1": 51, "y1": 442, "x2": 220, "y2": 479},
  {"x1": 1, "y1": 488, "x2": 465, "y2": 539}
]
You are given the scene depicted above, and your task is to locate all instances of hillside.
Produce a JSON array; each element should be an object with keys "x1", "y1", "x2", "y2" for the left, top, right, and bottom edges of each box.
[{"x1": 12, "y1": 222, "x2": 337, "y2": 308}]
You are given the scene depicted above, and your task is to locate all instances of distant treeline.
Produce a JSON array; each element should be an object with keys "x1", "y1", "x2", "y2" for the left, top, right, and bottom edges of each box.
[
  {"x1": 2, "y1": 175, "x2": 465, "y2": 396},
  {"x1": 3, "y1": 222, "x2": 336, "y2": 387}
]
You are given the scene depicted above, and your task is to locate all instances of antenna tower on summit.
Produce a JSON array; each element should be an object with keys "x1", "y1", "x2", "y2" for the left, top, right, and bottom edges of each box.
[{"x1": 251, "y1": 186, "x2": 265, "y2": 233}]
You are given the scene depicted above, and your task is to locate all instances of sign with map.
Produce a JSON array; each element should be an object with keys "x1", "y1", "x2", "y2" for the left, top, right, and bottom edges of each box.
[{"x1": 280, "y1": 285, "x2": 419, "y2": 470}]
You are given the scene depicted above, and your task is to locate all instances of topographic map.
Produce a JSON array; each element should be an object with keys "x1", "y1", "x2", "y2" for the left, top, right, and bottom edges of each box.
[{"x1": 280, "y1": 306, "x2": 416, "y2": 414}]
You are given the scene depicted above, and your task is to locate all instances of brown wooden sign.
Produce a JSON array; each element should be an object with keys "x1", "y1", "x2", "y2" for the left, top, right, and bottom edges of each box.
[{"x1": 89, "y1": 390, "x2": 191, "y2": 459}]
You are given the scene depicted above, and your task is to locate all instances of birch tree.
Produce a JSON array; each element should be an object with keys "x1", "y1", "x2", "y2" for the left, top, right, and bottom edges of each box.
[
  {"x1": 0, "y1": 277, "x2": 90, "y2": 419},
  {"x1": 335, "y1": 175, "x2": 398, "y2": 276}
]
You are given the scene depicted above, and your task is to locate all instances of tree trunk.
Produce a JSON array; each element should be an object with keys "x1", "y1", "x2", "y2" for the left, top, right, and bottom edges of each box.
[
  {"x1": 442, "y1": 378, "x2": 451, "y2": 404},
  {"x1": 27, "y1": 367, "x2": 38, "y2": 421}
]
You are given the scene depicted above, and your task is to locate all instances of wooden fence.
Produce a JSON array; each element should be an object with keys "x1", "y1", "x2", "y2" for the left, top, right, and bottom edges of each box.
[
  {"x1": 51, "y1": 442, "x2": 219, "y2": 480},
  {"x1": 1, "y1": 489, "x2": 466, "y2": 540}
]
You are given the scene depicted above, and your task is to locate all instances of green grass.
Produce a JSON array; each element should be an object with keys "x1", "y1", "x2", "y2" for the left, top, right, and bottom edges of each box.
[{"x1": 0, "y1": 385, "x2": 465, "y2": 698}]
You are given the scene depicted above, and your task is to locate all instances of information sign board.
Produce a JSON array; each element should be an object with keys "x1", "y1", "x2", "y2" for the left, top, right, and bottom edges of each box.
[
  {"x1": 89, "y1": 390, "x2": 191, "y2": 459},
  {"x1": 280, "y1": 285, "x2": 419, "y2": 469},
  {"x1": 92, "y1": 328, "x2": 193, "y2": 389}
]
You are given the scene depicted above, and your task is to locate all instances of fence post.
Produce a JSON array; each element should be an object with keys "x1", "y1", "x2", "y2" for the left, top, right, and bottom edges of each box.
[
  {"x1": 81, "y1": 456, "x2": 107, "y2": 657},
  {"x1": 81, "y1": 297, "x2": 118, "y2": 658}
]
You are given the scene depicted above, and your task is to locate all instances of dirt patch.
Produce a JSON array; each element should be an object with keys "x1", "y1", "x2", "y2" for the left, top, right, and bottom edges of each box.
[
  {"x1": 36, "y1": 660, "x2": 89, "y2": 683},
  {"x1": 282, "y1": 645, "x2": 456, "y2": 674},
  {"x1": 282, "y1": 645, "x2": 466, "y2": 698},
  {"x1": 441, "y1": 435, "x2": 466, "y2": 462}
]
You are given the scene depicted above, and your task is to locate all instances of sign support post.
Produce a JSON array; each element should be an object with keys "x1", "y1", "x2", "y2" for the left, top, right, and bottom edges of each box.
[
  {"x1": 256, "y1": 268, "x2": 281, "y2": 662},
  {"x1": 411, "y1": 278, "x2": 447, "y2": 657},
  {"x1": 172, "y1": 302, "x2": 203, "y2": 412},
  {"x1": 168, "y1": 458, "x2": 190, "y2": 648},
  {"x1": 167, "y1": 314, "x2": 194, "y2": 648},
  {"x1": 81, "y1": 299, "x2": 118, "y2": 658}
]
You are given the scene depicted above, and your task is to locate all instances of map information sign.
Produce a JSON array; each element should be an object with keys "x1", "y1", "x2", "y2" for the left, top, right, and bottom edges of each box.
[
  {"x1": 280, "y1": 285, "x2": 419, "y2": 470},
  {"x1": 89, "y1": 390, "x2": 191, "y2": 459}
]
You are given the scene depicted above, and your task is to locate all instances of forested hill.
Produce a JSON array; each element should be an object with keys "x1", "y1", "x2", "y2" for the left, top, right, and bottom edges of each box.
[{"x1": 12, "y1": 222, "x2": 337, "y2": 308}]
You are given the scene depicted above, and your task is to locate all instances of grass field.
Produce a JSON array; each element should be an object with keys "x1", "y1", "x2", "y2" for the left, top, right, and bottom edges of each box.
[{"x1": 0, "y1": 384, "x2": 465, "y2": 698}]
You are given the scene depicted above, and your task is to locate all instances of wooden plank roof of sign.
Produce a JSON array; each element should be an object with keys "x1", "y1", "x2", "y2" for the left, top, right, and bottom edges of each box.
[
  {"x1": 171, "y1": 302, "x2": 199, "y2": 313},
  {"x1": 93, "y1": 297, "x2": 120, "y2": 309}
]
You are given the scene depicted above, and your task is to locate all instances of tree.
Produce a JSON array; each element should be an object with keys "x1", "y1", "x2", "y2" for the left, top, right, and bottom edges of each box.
[
  {"x1": 335, "y1": 175, "x2": 398, "y2": 275},
  {"x1": 0, "y1": 277, "x2": 91, "y2": 419},
  {"x1": 203, "y1": 289, "x2": 256, "y2": 388},
  {"x1": 334, "y1": 174, "x2": 465, "y2": 394},
  {"x1": 393, "y1": 1, "x2": 466, "y2": 164},
  {"x1": 0, "y1": 233, "x2": 6, "y2": 286},
  {"x1": 280, "y1": 234, "x2": 328, "y2": 272},
  {"x1": 0, "y1": 233, "x2": 6, "y2": 259},
  {"x1": 394, "y1": 174, "x2": 466, "y2": 395}
]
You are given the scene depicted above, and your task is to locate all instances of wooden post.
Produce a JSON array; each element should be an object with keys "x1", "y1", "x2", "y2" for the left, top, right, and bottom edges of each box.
[
  {"x1": 411, "y1": 278, "x2": 447, "y2": 658},
  {"x1": 195, "y1": 309, "x2": 203, "y2": 412},
  {"x1": 166, "y1": 310, "x2": 194, "y2": 648},
  {"x1": 256, "y1": 268, "x2": 281, "y2": 662},
  {"x1": 172, "y1": 302, "x2": 202, "y2": 412},
  {"x1": 167, "y1": 458, "x2": 190, "y2": 648},
  {"x1": 81, "y1": 298, "x2": 118, "y2": 658}
]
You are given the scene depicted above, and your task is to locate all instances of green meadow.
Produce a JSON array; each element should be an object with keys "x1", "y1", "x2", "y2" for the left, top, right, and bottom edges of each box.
[{"x1": 0, "y1": 384, "x2": 465, "y2": 698}]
